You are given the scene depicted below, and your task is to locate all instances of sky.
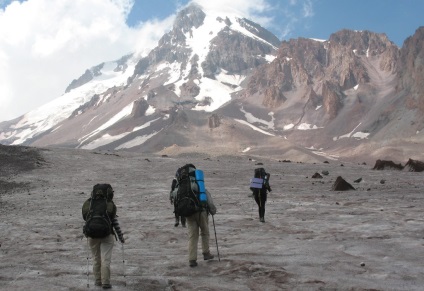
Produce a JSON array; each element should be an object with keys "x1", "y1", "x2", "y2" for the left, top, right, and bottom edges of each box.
[{"x1": 0, "y1": 0, "x2": 423, "y2": 123}]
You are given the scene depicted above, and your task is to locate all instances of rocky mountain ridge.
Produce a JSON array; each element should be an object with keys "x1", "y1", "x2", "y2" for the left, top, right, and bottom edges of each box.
[{"x1": 0, "y1": 3, "x2": 423, "y2": 163}]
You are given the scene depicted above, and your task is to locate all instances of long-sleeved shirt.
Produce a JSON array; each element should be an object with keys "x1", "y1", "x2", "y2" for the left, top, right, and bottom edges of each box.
[{"x1": 111, "y1": 217, "x2": 124, "y2": 243}]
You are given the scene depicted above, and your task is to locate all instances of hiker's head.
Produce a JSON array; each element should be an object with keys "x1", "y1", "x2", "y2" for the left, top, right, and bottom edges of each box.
[
  {"x1": 91, "y1": 184, "x2": 114, "y2": 200},
  {"x1": 185, "y1": 163, "x2": 196, "y2": 169}
]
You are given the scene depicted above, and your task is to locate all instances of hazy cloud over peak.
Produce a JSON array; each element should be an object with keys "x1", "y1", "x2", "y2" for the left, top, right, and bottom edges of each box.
[
  {"x1": 0, "y1": 0, "x2": 173, "y2": 122},
  {"x1": 192, "y1": 0, "x2": 274, "y2": 27},
  {"x1": 0, "y1": 0, "x2": 420, "y2": 123}
]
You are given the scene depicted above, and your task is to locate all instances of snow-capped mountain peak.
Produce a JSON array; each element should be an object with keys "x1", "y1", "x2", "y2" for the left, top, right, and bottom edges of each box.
[
  {"x1": 0, "y1": 3, "x2": 279, "y2": 150},
  {"x1": 1, "y1": 4, "x2": 423, "y2": 162}
]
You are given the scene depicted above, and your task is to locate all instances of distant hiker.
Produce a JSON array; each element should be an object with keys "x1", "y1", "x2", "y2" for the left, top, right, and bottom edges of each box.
[
  {"x1": 250, "y1": 168, "x2": 272, "y2": 222},
  {"x1": 82, "y1": 184, "x2": 125, "y2": 289},
  {"x1": 173, "y1": 164, "x2": 217, "y2": 267},
  {"x1": 170, "y1": 173, "x2": 186, "y2": 227}
]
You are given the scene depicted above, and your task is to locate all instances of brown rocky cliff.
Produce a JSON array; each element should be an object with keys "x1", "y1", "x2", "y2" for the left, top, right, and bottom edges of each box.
[
  {"x1": 131, "y1": 99, "x2": 150, "y2": 118},
  {"x1": 397, "y1": 26, "x2": 424, "y2": 112},
  {"x1": 202, "y1": 27, "x2": 276, "y2": 78},
  {"x1": 322, "y1": 81, "x2": 343, "y2": 120},
  {"x1": 208, "y1": 114, "x2": 221, "y2": 128},
  {"x1": 242, "y1": 29, "x2": 399, "y2": 116}
]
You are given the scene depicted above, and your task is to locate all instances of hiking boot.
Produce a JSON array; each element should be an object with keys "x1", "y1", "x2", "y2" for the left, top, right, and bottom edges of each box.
[
  {"x1": 189, "y1": 260, "x2": 198, "y2": 267},
  {"x1": 260, "y1": 217, "x2": 265, "y2": 223},
  {"x1": 203, "y1": 252, "x2": 214, "y2": 261},
  {"x1": 181, "y1": 222, "x2": 186, "y2": 227},
  {"x1": 95, "y1": 280, "x2": 102, "y2": 286},
  {"x1": 102, "y1": 284, "x2": 112, "y2": 289},
  {"x1": 174, "y1": 218, "x2": 179, "y2": 227}
]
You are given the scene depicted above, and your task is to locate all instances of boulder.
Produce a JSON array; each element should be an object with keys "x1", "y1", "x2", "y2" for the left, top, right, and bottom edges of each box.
[
  {"x1": 312, "y1": 172, "x2": 323, "y2": 179},
  {"x1": 332, "y1": 176, "x2": 355, "y2": 191},
  {"x1": 353, "y1": 177, "x2": 362, "y2": 183},
  {"x1": 403, "y1": 158, "x2": 424, "y2": 172},
  {"x1": 372, "y1": 159, "x2": 403, "y2": 170}
]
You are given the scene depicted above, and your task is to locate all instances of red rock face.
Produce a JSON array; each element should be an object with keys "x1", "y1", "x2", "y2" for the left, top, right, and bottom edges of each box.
[
  {"x1": 322, "y1": 82, "x2": 343, "y2": 120},
  {"x1": 131, "y1": 99, "x2": 149, "y2": 118},
  {"x1": 243, "y1": 29, "x2": 399, "y2": 119},
  {"x1": 397, "y1": 27, "x2": 424, "y2": 112},
  {"x1": 208, "y1": 114, "x2": 220, "y2": 129}
]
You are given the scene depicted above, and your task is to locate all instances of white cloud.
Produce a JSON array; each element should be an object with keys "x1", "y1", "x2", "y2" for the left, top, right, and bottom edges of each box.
[
  {"x1": 302, "y1": 0, "x2": 314, "y2": 17},
  {"x1": 0, "y1": 0, "x2": 174, "y2": 122},
  {"x1": 192, "y1": 0, "x2": 274, "y2": 28},
  {"x1": 270, "y1": 0, "x2": 315, "y2": 39},
  {"x1": 0, "y1": 0, "x2": 314, "y2": 122},
  {"x1": 132, "y1": 17, "x2": 175, "y2": 57}
]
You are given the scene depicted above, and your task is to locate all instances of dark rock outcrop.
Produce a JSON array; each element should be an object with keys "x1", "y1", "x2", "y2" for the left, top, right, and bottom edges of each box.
[
  {"x1": 180, "y1": 81, "x2": 200, "y2": 98},
  {"x1": 202, "y1": 27, "x2": 276, "y2": 78},
  {"x1": 69, "y1": 94, "x2": 100, "y2": 118},
  {"x1": 208, "y1": 114, "x2": 220, "y2": 128},
  {"x1": 403, "y1": 158, "x2": 424, "y2": 172},
  {"x1": 332, "y1": 176, "x2": 355, "y2": 191},
  {"x1": 312, "y1": 172, "x2": 323, "y2": 179},
  {"x1": 372, "y1": 160, "x2": 404, "y2": 170},
  {"x1": 131, "y1": 99, "x2": 150, "y2": 118},
  {"x1": 170, "y1": 108, "x2": 189, "y2": 126},
  {"x1": 65, "y1": 63, "x2": 104, "y2": 93}
]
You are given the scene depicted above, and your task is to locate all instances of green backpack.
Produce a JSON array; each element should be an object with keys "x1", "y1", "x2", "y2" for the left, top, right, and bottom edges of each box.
[{"x1": 82, "y1": 184, "x2": 116, "y2": 238}]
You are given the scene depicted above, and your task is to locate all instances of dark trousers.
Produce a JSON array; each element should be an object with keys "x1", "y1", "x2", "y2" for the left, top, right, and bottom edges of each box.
[
  {"x1": 254, "y1": 190, "x2": 267, "y2": 218},
  {"x1": 175, "y1": 213, "x2": 185, "y2": 225},
  {"x1": 174, "y1": 208, "x2": 186, "y2": 225}
]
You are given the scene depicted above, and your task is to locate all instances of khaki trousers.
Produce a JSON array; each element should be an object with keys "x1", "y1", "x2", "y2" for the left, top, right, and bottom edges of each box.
[
  {"x1": 186, "y1": 211, "x2": 210, "y2": 261},
  {"x1": 88, "y1": 234, "x2": 115, "y2": 285}
]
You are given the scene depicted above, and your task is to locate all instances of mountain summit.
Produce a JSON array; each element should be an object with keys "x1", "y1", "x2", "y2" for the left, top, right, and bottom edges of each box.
[{"x1": 0, "y1": 4, "x2": 423, "y2": 162}]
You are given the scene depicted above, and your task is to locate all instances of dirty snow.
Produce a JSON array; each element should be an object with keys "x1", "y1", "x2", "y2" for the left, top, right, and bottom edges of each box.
[
  {"x1": 80, "y1": 118, "x2": 162, "y2": 150},
  {"x1": 297, "y1": 123, "x2": 321, "y2": 130},
  {"x1": 334, "y1": 123, "x2": 369, "y2": 141},
  {"x1": 1, "y1": 146, "x2": 424, "y2": 290},
  {"x1": 242, "y1": 147, "x2": 251, "y2": 153},
  {"x1": 234, "y1": 119, "x2": 275, "y2": 136},
  {"x1": 2, "y1": 59, "x2": 136, "y2": 145},
  {"x1": 115, "y1": 130, "x2": 162, "y2": 150},
  {"x1": 240, "y1": 107, "x2": 275, "y2": 130},
  {"x1": 78, "y1": 102, "x2": 135, "y2": 145},
  {"x1": 283, "y1": 124, "x2": 295, "y2": 130}
]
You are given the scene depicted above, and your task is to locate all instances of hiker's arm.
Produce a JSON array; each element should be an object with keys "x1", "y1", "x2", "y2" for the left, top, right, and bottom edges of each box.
[
  {"x1": 170, "y1": 178, "x2": 177, "y2": 204},
  {"x1": 82, "y1": 199, "x2": 90, "y2": 221},
  {"x1": 206, "y1": 189, "x2": 217, "y2": 215},
  {"x1": 266, "y1": 183, "x2": 272, "y2": 192},
  {"x1": 266, "y1": 173, "x2": 272, "y2": 192},
  {"x1": 171, "y1": 178, "x2": 177, "y2": 191},
  {"x1": 111, "y1": 218, "x2": 125, "y2": 243}
]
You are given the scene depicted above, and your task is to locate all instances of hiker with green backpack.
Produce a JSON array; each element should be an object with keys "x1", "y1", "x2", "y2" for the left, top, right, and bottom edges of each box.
[
  {"x1": 172, "y1": 164, "x2": 217, "y2": 267},
  {"x1": 82, "y1": 184, "x2": 125, "y2": 289},
  {"x1": 170, "y1": 173, "x2": 186, "y2": 227}
]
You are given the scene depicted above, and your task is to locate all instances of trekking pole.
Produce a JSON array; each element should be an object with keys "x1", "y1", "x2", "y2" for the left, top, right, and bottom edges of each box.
[
  {"x1": 86, "y1": 238, "x2": 90, "y2": 288},
  {"x1": 121, "y1": 243, "x2": 126, "y2": 286},
  {"x1": 211, "y1": 214, "x2": 221, "y2": 262}
]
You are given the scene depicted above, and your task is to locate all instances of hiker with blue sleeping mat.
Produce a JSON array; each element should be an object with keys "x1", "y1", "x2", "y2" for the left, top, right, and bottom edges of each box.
[
  {"x1": 172, "y1": 163, "x2": 217, "y2": 267},
  {"x1": 250, "y1": 168, "x2": 272, "y2": 223}
]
